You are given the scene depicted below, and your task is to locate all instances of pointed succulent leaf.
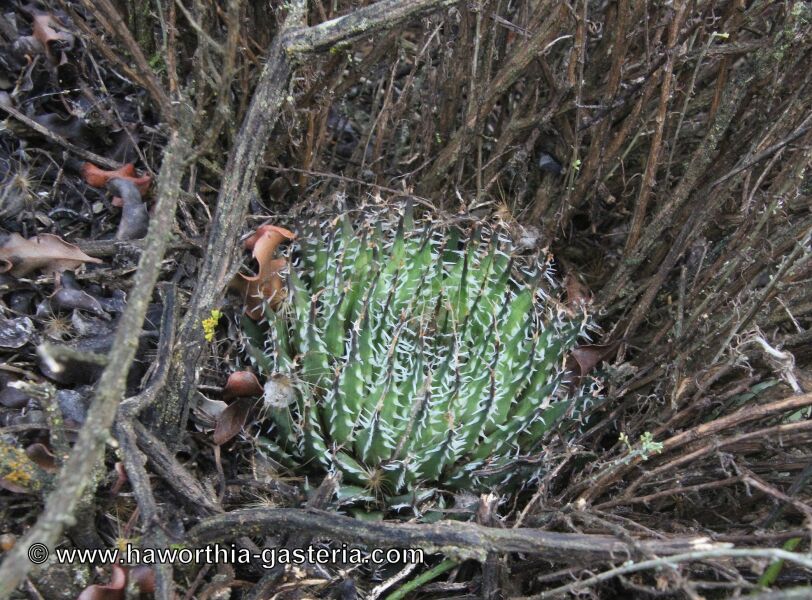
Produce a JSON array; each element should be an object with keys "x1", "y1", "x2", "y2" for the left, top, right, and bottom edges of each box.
[{"x1": 245, "y1": 208, "x2": 591, "y2": 503}]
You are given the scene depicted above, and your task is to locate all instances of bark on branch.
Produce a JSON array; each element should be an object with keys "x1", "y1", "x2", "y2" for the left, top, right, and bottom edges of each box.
[
  {"x1": 187, "y1": 507, "x2": 729, "y2": 565},
  {"x1": 284, "y1": 0, "x2": 456, "y2": 55}
]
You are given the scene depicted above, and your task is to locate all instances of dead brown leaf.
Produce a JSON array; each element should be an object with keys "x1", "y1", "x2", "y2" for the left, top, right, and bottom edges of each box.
[
  {"x1": 25, "y1": 443, "x2": 57, "y2": 472},
  {"x1": 213, "y1": 397, "x2": 256, "y2": 445},
  {"x1": 32, "y1": 14, "x2": 74, "y2": 55},
  {"x1": 82, "y1": 162, "x2": 151, "y2": 196},
  {"x1": 567, "y1": 343, "x2": 618, "y2": 378},
  {"x1": 0, "y1": 232, "x2": 102, "y2": 277},
  {"x1": 236, "y1": 225, "x2": 295, "y2": 320},
  {"x1": 77, "y1": 564, "x2": 126, "y2": 600}
]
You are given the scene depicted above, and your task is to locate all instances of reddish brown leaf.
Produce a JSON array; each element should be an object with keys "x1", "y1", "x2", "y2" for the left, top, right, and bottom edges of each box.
[
  {"x1": 77, "y1": 564, "x2": 127, "y2": 600},
  {"x1": 243, "y1": 224, "x2": 296, "y2": 251},
  {"x1": 82, "y1": 162, "x2": 133, "y2": 185},
  {"x1": 82, "y1": 162, "x2": 151, "y2": 196},
  {"x1": 0, "y1": 232, "x2": 102, "y2": 277},
  {"x1": 213, "y1": 397, "x2": 255, "y2": 445},
  {"x1": 238, "y1": 257, "x2": 287, "y2": 320},
  {"x1": 223, "y1": 371, "x2": 263, "y2": 400},
  {"x1": 238, "y1": 225, "x2": 295, "y2": 320}
]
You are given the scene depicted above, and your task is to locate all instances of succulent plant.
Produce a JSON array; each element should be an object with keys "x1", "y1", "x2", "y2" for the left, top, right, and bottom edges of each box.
[{"x1": 244, "y1": 207, "x2": 589, "y2": 500}]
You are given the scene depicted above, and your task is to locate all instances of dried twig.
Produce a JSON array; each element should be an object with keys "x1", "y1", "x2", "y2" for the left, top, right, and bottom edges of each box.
[
  {"x1": 186, "y1": 507, "x2": 727, "y2": 564},
  {"x1": 516, "y1": 548, "x2": 812, "y2": 599},
  {"x1": 0, "y1": 103, "x2": 121, "y2": 169}
]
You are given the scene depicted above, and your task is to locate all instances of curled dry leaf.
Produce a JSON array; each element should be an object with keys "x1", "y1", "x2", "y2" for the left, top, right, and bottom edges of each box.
[
  {"x1": 32, "y1": 14, "x2": 75, "y2": 54},
  {"x1": 82, "y1": 162, "x2": 151, "y2": 196},
  {"x1": 77, "y1": 564, "x2": 127, "y2": 600},
  {"x1": 243, "y1": 224, "x2": 296, "y2": 252},
  {"x1": 266, "y1": 176, "x2": 292, "y2": 202},
  {"x1": 213, "y1": 397, "x2": 256, "y2": 445},
  {"x1": 538, "y1": 152, "x2": 564, "y2": 175},
  {"x1": 25, "y1": 443, "x2": 57, "y2": 472},
  {"x1": 223, "y1": 370, "x2": 263, "y2": 400},
  {"x1": 12, "y1": 35, "x2": 45, "y2": 58},
  {"x1": 0, "y1": 232, "x2": 102, "y2": 277},
  {"x1": 50, "y1": 287, "x2": 108, "y2": 317},
  {"x1": 32, "y1": 113, "x2": 90, "y2": 142},
  {"x1": 236, "y1": 225, "x2": 295, "y2": 320},
  {"x1": 57, "y1": 388, "x2": 89, "y2": 423},
  {"x1": 197, "y1": 397, "x2": 227, "y2": 421},
  {"x1": 107, "y1": 178, "x2": 148, "y2": 240},
  {"x1": 567, "y1": 343, "x2": 619, "y2": 378}
]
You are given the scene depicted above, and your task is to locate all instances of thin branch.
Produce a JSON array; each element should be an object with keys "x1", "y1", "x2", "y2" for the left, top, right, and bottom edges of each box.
[
  {"x1": 186, "y1": 507, "x2": 728, "y2": 565},
  {"x1": 174, "y1": 0, "x2": 225, "y2": 54},
  {"x1": 711, "y1": 114, "x2": 812, "y2": 187},
  {"x1": 516, "y1": 549, "x2": 812, "y2": 599},
  {"x1": 576, "y1": 392, "x2": 812, "y2": 503},
  {"x1": 0, "y1": 103, "x2": 121, "y2": 169},
  {"x1": 113, "y1": 285, "x2": 178, "y2": 600},
  {"x1": 78, "y1": 0, "x2": 174, "y2": 119},
  {"x1": 624, "y1": 1, "x2": 687, "y2": 252},
  {"x1": 284, "y1": 0, "x2": 457, "y2": 55}
]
